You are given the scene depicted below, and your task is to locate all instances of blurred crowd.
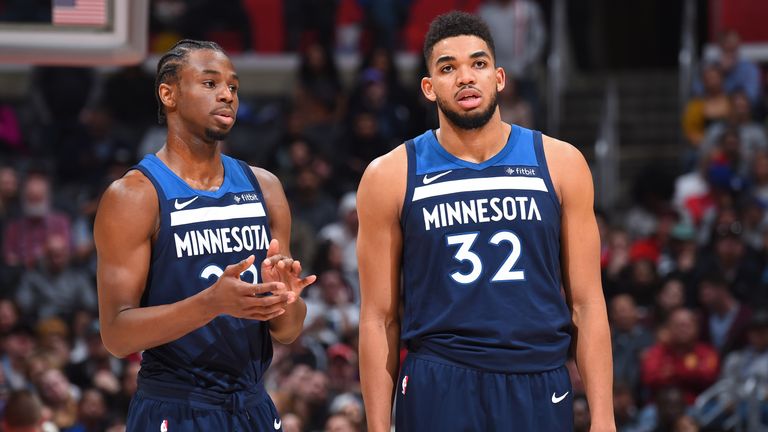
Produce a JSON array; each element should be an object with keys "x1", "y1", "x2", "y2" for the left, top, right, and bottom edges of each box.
[{"x1": 0, "y1": 0, "x2": 766, "y2": 431}]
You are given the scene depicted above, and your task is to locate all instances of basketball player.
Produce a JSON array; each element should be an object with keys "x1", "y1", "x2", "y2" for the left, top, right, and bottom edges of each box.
[
  {"x1": 95, "y1": 40, "x2": 315, "y2": 431},
  {"x1": 358, "y1": 12, "x2": 615, "y2": 431}
]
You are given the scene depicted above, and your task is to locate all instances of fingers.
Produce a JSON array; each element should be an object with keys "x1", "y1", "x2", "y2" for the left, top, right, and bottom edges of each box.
[
  {"x1": 223, "y1": 255, "x2": 255, "y2": 277},
  {"x1": 266, "y1": 238, "x2": 280, "y2": 258}
]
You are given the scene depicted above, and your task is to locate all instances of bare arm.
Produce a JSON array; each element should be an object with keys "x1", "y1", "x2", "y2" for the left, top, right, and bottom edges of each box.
[
  {"x1": 252, "y1": 167, "x2": 314, "y2": 345},
  {"x1": 95, "y1": 171, "x2": 290, "y2": 358},
  {"x1": 545, "y1": 137, "x2": 615, "y2": 431},
  {"x1": 357, "y1": 147, "x2": 406, "y2": 432}
]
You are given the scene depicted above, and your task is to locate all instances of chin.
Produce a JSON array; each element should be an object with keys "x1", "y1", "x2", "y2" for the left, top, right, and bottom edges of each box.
[{"x1": 205, "y1": 128, "x2": 230, "y2": 141}]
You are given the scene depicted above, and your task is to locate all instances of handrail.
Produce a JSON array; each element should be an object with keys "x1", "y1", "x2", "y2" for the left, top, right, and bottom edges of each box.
[
  {"x1": 678, "y1": 0, "x2": 698, "y2": 143},
  {"x1": 546, "y1": 0, "x2": 566, "y2": 136},
  {"x1": 594, "y1": 79, "x2": 619, "y2": 209}
]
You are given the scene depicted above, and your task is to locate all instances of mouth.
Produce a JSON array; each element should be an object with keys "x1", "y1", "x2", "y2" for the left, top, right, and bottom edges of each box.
[
  {"x1": 455, "y1": 88, "x2": 482, "y2": 110},
  {"x1": 212, "y1": 110, "x2": 235, "y2": 126}
]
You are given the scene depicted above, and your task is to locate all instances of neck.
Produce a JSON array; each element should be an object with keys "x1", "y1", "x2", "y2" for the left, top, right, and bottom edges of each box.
[
  {"x1": 435, "y1": 113, "x2": 510, "y2": 163},
  {"x1": 158, "y1": 125, "x2": 225, "y2": 191}
]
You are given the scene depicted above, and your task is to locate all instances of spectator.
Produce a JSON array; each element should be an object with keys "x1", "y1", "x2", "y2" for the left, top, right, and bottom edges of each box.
[
  {"x1": 288, "y1": 168, "x2": 338, "y2": 234},
  {"x1": 304, "y1": 270, "x2": 359, "y2": 346},
  {"x1": 65, "y1": 322, "x2": 122, "y2": 399},
  {"x1": 1, "y1": 323, "x2": 35, "y2": 390},
  {"x1": 693, "y1": 308, "x2": 768, "y2": 430},
  {"x1": 73, "y1": 387, "x2": 109, "y2": 432},
  {"x1": 634, "y1": 386, "x2": 693, "y2": 432},
  {"x1": 326, "y1": 344, "x2": 360, "y2": 397},
  {"x1": 698, "y1": 30, "x2": 763, "y2": 107},
  {"x1": 653, "y1": 277, "x2": 687, "y2": 325},
  {"x1": 478, "y1": 0, "x2": 546, "y2": 120},
  {"x1": 700, "y1": 92, "x2": 768, "y2": 175},
  {"x1": 2, "y1": 389, "x2": 44, "y2": 432},
  {"x1": 610, "y1": 294, "x2": 655, "y2": 395},
  {"x1": 573, "y1": 394, "x2": 591, "y2": 432},
  {"x1": 683, "y1": 65, "x2": 731, "y2": 148},
  {"x1": 15, "y1": 234, "x2": 96, "y2": 322},
  {"x1": 613, "y1": 382, "x2": 642, "y2": 432},
  {"x1": 281, "y1": 412, "x2": 304, "y2": 432},
  {"x1": 641, "y1": 308, "x2": 720, "y2": 405},
  {"x1": 318, "y1": 192, "x2": 359, "y2": 299},
  {"x1": 499, "y1": 75, "x2": 534, "y2": 129},
  {"x1": 697, "y1": 273, "x2": 752, "y2": 355},
  {"x1": 36, "y1": 368, "x2": 78, "y2": 431},
  {"x1": 3, "y1": 172, "x2": 71, "y2": 269},
  {"x1": 324, "y1": 412, "x2": 359, "y2": 432}
]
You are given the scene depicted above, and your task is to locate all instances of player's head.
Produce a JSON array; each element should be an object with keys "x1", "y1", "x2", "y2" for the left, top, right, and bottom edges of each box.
[
  {"x1": 155, "y1": 39, "x2": 239, "y2": 142},
  {"x1": 421, "y1": 12, "x2": 504, "y2": 130}
]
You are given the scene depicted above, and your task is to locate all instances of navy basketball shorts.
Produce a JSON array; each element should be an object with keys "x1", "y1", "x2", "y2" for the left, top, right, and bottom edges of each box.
[
  {"x1": 126, "y1": 385, "x2": 283, "y2": 432},
  {"x1": 395, "y1": 353, "x2": 573, "y2": 431}
]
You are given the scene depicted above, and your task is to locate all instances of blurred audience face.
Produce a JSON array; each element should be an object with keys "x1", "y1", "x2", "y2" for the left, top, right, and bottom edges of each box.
[
  {"x1": 288, "y1": 139, "x2": 312, "y2": 170},
  {"x1": 281, "y1": 413, "x2": 303, "y2": 432},
  {"x1": 719, "y1": 31, "x2": 741, "y2": 72},
  {"x1": 657, "y1": 279, "x2": 685, "y2": 314},
  {"x1": 44, "y1": 234, "x2": 70, "y2": 273},
  {"x1": 21, "y1": 175, "x2": 51, "y2": 219},
  {"x1": 609, "y1": 294, "x2": 639, "y2": 333},
  {"x1": 320, "y1": 270, "x2": 351, "y2": 305},
  {"x1": 697, "y1": 279, "x2": 728, "y2": 312},
  {"x1": 0, "y1": 299, "x2": 19, "y2": 333},
  {"x1": 78, "y1": 388, "x2": 106, "y2": 424},
  {"x1": 4, "y1": 329, "x2": 34, "y2": 362},
  {"x1": 3, "y1": 389, "x2": 43, "y2": 432},
  {"x1": 325, "y1": 414, "x2": 357, "y2": 432},
  {"x1": 730, "y1": 92, "x2": 751, "y2": 123},
  {"x1": 702, "y1": 66, "x2": 724, "y2": 95},
  {"x1": 613, "y1": 384, "x2": 637, "y2": 425},
  {"x1": 0, "y1": 166, "x2": 19, "y2": 203},
  {"x1": 666, "y1": 309, "x2": 699, "y2": 349},
  {"x1": 674, "y1": 415, "x2": 700, "y2": 432},
  {"x1": 657, "y1": 387, "x2": 686, "y2": 428},
  {"x1": 748, "y1": 325, "x2": 768, "y2": 352},
  {"x1": 753, "y1": 152, "x2": 768, "y2": 183},
  {"x1": 38, "y1": 369, "x2": 71, "y2": 407},
  {"x1": 122, "y1": 361, "x2": 141, "y2": 397},
  {"x1": 573, "y1": 397, "x2": 591, "y2": 432}
]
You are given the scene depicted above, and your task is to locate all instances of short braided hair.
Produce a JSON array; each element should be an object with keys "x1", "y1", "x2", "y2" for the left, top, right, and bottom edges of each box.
[{"x1": 154, "y1": 39, "x2": 225, "y2": 124}]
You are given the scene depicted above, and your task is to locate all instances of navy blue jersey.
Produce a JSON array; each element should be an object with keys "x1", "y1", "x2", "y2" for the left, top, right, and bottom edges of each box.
[
  {"x1": 133, "y1": 154, "x2": 273, "y2": 394},
  {"x1": 400, "y1": 126, "x2": 572, "y2": 373}
]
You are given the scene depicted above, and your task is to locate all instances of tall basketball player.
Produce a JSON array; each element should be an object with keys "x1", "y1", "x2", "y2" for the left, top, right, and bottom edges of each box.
[
  {"x1": 95, "y1": 40, "x2": 315, "y2": 431},
  {"x1": 358, "y1": 12, "x2": 615, "y2": 431}
]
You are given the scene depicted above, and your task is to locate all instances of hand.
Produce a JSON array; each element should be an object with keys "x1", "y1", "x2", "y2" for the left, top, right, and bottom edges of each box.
[
  {"x1": 208, "y1": 255, "x2": 291, "y2": 321},
  {"x1": 261, "y1": 239, "x2": 317, "y2": 302}
]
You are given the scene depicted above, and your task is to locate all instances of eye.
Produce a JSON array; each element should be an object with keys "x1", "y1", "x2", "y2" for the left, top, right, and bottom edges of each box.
[
  {"x1": 228, "y1": 84, "x2": 238, "y2": 93},
  {"x1": 203, "y1": 80, "x2": 215, "y2": 88},
  {"x1": 440, "y1": 65, "x2": 454, "y2": 73},
  {"x1": 474, "y1": 60, "x2": 487, "y2": 68}
]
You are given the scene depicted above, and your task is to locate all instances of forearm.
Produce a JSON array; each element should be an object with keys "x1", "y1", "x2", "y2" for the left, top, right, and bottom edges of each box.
[
  {"x1": 269, "y1": 297, "x2": 306, "y2": 344},
  {"x1": 573, "y1": 301, "x2": 615, "y2": 430},
  {"x1": 360, "y1": 318, "x2": 400, "y2": 432},
  {"x1": 100, "y1": 288, "x2": 217, "y2": 358}
]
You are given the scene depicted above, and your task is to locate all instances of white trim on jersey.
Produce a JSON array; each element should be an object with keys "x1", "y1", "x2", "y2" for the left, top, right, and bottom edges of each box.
[
  {"x1": 412, "y1": 176, "x2": 548, "y2": 202},
  {"x1": 170, "y1": 203, "x2": 266, "y2": 227}
]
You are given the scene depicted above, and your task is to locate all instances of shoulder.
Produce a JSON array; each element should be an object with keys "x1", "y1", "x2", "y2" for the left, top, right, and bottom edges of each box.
[
  {"x1": 541, "y1": 135, "x2": 592, "y2": 201},
  {"x1": 358, "y1": 144, "x2": 408, "y2": 216},
  {"x1": 95, "y1": 170, "x2": 158, "y2": 237},
  {"x1": 100, "y1": 170, "x2": 158, "y2": 210}
]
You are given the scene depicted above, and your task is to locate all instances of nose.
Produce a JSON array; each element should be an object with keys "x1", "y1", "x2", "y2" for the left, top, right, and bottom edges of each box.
[
  {"x1": 456, "y1": 64, "x2": 476, "y2": 86},
  {"x1": 218, "y1": 86, "x2": 234, "y2": 103}
]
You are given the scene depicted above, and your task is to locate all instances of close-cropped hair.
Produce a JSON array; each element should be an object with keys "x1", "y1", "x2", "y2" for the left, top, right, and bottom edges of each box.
[
  {"x1": 423, "y1": 11, "x2": 496, "y2": 69},
  {"x1": 154, "y1": 39, "x2": 225, "y2": 124}
]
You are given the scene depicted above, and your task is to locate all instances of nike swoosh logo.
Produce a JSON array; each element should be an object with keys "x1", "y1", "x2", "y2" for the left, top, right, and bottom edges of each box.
[
  {"x1": 174, "y1": 196, "x2": 199, "y2": 210},
  {"x1": 274, "y1": 418, "x2": 282, "y2": 430},
  {"x1": 551, "y1": 391, "x2": 569, "y2": 404},
  {"x1": 423, "y1": 170, "x2": 452, "y2": 184}
]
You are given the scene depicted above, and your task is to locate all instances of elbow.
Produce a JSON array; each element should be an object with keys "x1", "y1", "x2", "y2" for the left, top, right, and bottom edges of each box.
[
  {"x1": 271, "y1": 328, "x2": 301, "y2": 345},
  {"x1": 100, "y1": 327, "x2": 132, "y2": 359}
]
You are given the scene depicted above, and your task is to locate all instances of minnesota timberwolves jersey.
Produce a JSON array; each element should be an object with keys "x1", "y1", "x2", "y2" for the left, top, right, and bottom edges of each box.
[
  {"x1": 401, "y1": 126, "x2": 572, "y2": 373},
  {"x1": 133, "y1": 154, "x2": 273, "y2": 394}
]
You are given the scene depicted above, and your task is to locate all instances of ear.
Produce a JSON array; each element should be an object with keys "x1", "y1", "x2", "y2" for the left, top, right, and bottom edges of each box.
[
  {"x1": 421, "y1": 76, "x2": 436, "y2": 102},
  {"x1": 495, "y1": 66, "x2": 506, "y2": 93},
  {"x1": 158, "y1": 82, "x2": 177, "y2": 114}
]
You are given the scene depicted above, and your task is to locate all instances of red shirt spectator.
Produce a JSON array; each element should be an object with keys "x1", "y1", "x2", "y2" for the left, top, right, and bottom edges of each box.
[
  {"x1": 641, "y1": 307, "x2": 720, "y2": 404},
  {"x1": 3, "y1": 173, "x2": 71, "y2": 268}
]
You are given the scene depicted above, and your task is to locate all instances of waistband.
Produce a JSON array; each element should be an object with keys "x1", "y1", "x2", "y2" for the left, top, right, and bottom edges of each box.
[
  {"x1": 406, "y1": 348, "x2": 565, "y2": 375},
  {"x1": 137, "y1": 378, "x2": 269, "y2": 413}
]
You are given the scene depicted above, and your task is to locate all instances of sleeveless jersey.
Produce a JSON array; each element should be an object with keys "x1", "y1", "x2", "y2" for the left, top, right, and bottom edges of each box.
[
  {"x1": 133, "y1": 154, "x2": 273, "y2": 394},
  {"x1": 401, "y1": 126, "x2": 572, "y2": 373}
]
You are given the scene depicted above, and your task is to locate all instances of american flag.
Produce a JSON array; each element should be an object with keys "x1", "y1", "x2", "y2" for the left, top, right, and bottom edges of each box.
[{"x1": 52, "y1": 0, "x2": 107, "y2": 26}]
